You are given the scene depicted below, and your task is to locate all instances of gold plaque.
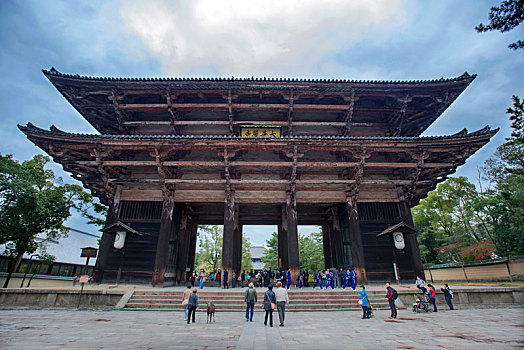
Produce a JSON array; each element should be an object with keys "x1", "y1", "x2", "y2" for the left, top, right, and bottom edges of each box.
[{"x1": 240, "y1": 127, "x2": 281, "y2": 138}]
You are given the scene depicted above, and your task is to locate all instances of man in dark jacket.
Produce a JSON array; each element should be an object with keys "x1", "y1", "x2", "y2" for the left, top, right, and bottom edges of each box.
[
  {"x1": 223, "y1": 269, "x2": 229, "y2": 289},
  {"x1": 441, "y1": 283, "x2": 454, "y2": 310},
  {"x1": 385, "y1": 282, "x2": 397, "y2": 319},
  {"x1": 244, "y1": 282, "x2": 257, "y2": 322}
]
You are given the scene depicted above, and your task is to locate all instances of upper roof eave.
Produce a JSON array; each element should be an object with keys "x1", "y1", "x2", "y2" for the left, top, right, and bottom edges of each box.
[{"x1": 42, "y1": 67, "x2": 477, "y2": 87}]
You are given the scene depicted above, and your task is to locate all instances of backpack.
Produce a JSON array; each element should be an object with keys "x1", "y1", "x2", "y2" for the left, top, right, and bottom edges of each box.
[
  {"x1": 391, "y1": 288, "x2": 398, "y2": 300},
  {"x1": 449, "y1": 289, "x2": 454, "y2": 299}
]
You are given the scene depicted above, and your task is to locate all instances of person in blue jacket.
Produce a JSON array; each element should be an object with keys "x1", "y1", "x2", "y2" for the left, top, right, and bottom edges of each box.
[
  {"x1": 342, "y1": 269, "x2": 350, "y2": 288},
  {"x1": 313, "y1": 270, "x2": 323, "y2": 289},
  {"x1": 296, "y1": 274, "x2": 303, "y2": 288},
  {"x1": 285, "y1": 268, "x2": 292, "y2": 289},
  {"x1": 350, "y1": 268, "x2": 356, "y2": 290},
  {"x1": 359, "y1": 285, "x2": 370, "y2": 319},
  {"x1": 187, "y1": 288, "x2": 198, "y2": 324},
  {"x1": 325, "y1": 270, "x2": 334, "y2": 290}
]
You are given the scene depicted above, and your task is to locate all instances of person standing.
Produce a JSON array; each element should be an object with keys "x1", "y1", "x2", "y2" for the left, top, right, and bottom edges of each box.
[
  {"x1": 232, "y1": 271, "x2": 236, "y2": 288},
  {"x1": 313, "y1": 270, "x2": 323, "y2": 289},
  {"x1": 304, "y1": 270, "x2": 310, "y2": 287},
  {"x1": 275, "y1": 281, "x2": 289, "y2": 327},
  {"x1": 325, "y1": 270, "x2": 334, "y2": 290},
  {"x1": 416, "y1": 276, "x2": 427, "y2": 294},
  {"x1": 427, "y1": 284, "x2": 438, "y2": 312},
  {"x1": 441, "y1": 283, "x2": 454, "y2": 310},
  {"x1": 263, "y1": 284, "x2": 276, "y2": 327},
  {"x1": 359, "y1": 285, "x2": 370, "y2": 319},
  {"x1": 333, "y1": 267, "x2": 340, "y2": 288},
  {"x1": 342, "y1": 269, "x2": 350, "y2": 288},
  {"x1": 385, "y1": 282, "x2": 397, "y2": 319},
  {"x1": 349, "y1": 268, "x2": 356, "y2": 290},
  {"x1": 198, "y1": 269, "x2": 205, "y2": 289},
  {"x1": 187, "y1": 288, "x2": 198, "y2": 324},
  {"x1": 285, "y1": 269, "x2": 292, "y2": 290},
  {"x1": 216, "y1": 269, "x2": 221, "y2": 286},
  {"x1": 241, "y1": 270, "x2": 246, "y2": 287},
  {"x1": 223, "y1": 269, "x2": 229, "y2": 289},
  {"x1": 244, "y1": 282, "x2": 257, "y2": 322},
  {"x1": 181, "y1": 285, "x2": 192, "y2": 321}
]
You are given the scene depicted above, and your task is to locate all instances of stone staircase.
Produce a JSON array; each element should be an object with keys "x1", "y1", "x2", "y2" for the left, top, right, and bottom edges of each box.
[{"x1": 124, "y1": 289, "x2": 391, "y2": 312}]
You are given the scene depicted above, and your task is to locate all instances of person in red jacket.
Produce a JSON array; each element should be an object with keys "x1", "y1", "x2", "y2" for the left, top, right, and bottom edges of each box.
[
  {"x1": 385, "y1": 282, "x2": 397, "y2": 319},
  {"x1": 427, "y1": 284, "x2": 438, "y2": 312}
]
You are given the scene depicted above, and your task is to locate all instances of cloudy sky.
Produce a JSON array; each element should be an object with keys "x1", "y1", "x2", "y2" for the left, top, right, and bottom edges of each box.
[{"x1": 1, "y1": 0, "x2": 522, "y2": 263}]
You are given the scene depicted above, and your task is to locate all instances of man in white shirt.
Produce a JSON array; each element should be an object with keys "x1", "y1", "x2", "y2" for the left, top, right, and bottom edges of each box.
[{"x1": 275, "y1": 281, "x2": 289, "y2": 327}]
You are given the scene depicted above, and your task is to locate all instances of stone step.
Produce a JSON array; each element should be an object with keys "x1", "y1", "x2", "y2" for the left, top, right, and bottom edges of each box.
[
  {"x1": 125, "y1": 302, "x2": 390, "y2": 310},
  {"x1": 128, "y1": 298, "x2": 384, "y2": 305},
  {"x1": 123, "y1": 307, "x2": 391, "y2": 312}
]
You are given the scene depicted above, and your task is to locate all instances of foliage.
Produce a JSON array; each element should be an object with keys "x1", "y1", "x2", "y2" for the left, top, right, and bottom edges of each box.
[
  {"x1": 476, "y1": 0, "x2": 524, "y2": 50},
  {"x1": 413, "y1": 96, "x2": 524, "y2": 264},
  {"x1": 0, "y1": 154, "x2": 106, "y2": 287},
  {"x1": 195, "y1": 225, "x2": 222, "y2": 273},
  {"x1": 194, "y1": 225, "x2": 253, "y2": 273},
  {"x1": 261, "y1": 229, "x2": 324, "y2": 273},
  {"x1": 260, "y1": 232, "x2": 278, "y2": 269}
]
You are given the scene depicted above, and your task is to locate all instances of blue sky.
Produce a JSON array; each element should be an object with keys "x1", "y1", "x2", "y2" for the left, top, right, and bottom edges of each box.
[{"x1": 1, "y1": 0, "x2": 522, "y2": 263}]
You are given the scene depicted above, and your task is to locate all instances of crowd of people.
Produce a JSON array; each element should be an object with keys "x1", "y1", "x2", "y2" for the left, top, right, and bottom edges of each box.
[{"x1": 182, "y1": 270, "x2": 455, "y2": 325}]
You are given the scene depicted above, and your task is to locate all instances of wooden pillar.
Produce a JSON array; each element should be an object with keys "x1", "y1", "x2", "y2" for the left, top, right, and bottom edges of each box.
[
  {"x1": 175, "y1": 208, "x2": 191, "y2": 283},
  {"x1": 399, "y1": 200, "x2": 425, "y2": 279},
  {"x1": 346, "y1": 200, "x2": 367, "y2": 285},
  {"x1": 329, "y1": 210, "x2": 344, "y2": 268},
  {"x1": 286, "y1": 191, "x2": 300, "y2": 285},
  {"x1": 222, "y1": 193, "x2": 237, "y2": 282},
  {"x1": 233, "y1": 223, "x2": 243, "y2": 277},
  {"x1": 187, "y1": 218, "x2": 199, "y2": 276},
  {"x1": 321, "y1": 223, "x2": 332, "y2": 269},
  {"x1": 93, "y1": 204, "x2": 116, "y2": 283},
  {"x1": 153, "y1": 188, "x2": 175, "y2": 286},
  {"x1": 278, "y1": 206, "x2": 289, "y2": 271},
  {"x1": 94, "y1": 185, "x2": 121, "y2": 283}
]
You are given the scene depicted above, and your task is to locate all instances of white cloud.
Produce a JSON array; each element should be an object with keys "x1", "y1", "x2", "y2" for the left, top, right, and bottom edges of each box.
[{"x1": 120, "y1": 0, "x2": 405, "y2": 76}]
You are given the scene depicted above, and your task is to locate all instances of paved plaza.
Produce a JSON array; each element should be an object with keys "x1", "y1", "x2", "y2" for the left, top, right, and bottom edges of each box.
[{"x1": 1, "y1": 307, "x2": 523, "y2": 349}]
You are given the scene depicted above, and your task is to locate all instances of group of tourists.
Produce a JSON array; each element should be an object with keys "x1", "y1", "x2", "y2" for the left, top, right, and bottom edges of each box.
[
  {"x1": 244, "y1": 281, "x2": 289, "y2": 327},
  {"x1": 182, "y1": 276, "x2": 454, "y2": 327},
  {"x1": 312, "y1": 268, "x2": 357, "y2": 290}
]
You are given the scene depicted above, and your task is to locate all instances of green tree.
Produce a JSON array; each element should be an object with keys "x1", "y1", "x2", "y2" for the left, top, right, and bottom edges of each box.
[
  {"x1": 261, "y1": 229, "x2": 324, "y2": 273},
  {"x1": 195, "y1": 225, "x2": 222, "y2": 273},
  {"x1": 195, "y1": 225, "x2": 253, "y2": 272},
  {"x1": 0, "y1": 154, "x2": 106, "y2": 287},
  {"x1": 261, "y1": 232, "x2": 278, "y2": 269},
  {"x1": 476, "y1": 0, "x2": 524, "y2": 50},
  {"x1": 478, "y1": 97, "x2": 524, "y2": 256}
]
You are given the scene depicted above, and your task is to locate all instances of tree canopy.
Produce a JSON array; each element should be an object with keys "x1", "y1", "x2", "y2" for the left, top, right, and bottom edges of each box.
[
  {"x1": 0, "y1": 154, "x2": 106, "y2": 287},
  {"x1": 413, "y1": 97, "x2": 524, "y2": 264},
  {"x1": 261, "y1": 229, "x2": 324, "y2": 273},
  {"x1": 195, "y1": 225, "x2": 253, "y2": 273},
  {"x1": 476, "y1": 0, "x2": 524, "y2": 50}
]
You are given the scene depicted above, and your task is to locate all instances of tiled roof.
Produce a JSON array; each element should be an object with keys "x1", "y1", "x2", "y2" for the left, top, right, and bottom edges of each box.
[
  {"x1": 43, "y1": 67, "x2": 476, "y2": 86},
  {"x1": 18, "y1": 123, "x2": 498, "y2": 142}
]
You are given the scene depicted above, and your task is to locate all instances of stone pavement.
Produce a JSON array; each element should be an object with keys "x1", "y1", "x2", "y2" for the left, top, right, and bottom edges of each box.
[{"x1": 1, "y1": 307, "x2": 523, "y2": 349}]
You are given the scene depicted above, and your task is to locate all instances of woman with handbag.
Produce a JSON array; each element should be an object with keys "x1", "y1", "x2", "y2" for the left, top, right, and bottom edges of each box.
[{"x1": 263, "y1": 284, "x2": 277, "y2": 327}]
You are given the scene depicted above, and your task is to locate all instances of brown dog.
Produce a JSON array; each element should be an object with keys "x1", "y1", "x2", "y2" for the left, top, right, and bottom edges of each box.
[{"x1": 206, "y1": 302, "x2": 216, "y2": 323}]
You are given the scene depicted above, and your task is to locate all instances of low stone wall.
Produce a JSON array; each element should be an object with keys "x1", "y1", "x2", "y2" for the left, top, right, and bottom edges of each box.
[
  {"x1": 397, "y1": 286, "x2": 524, "y2": 309},
  {"x1": 0, "y1": 289, "x2": 124, "y2": 308},
  {"x1": 424, "y1": 257, "x2": 524, "y2": 282}
]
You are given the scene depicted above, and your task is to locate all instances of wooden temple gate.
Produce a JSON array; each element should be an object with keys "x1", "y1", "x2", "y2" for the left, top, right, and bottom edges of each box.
[{"x1": 19, "y1": 68, "x2": 497, "y2": 286}]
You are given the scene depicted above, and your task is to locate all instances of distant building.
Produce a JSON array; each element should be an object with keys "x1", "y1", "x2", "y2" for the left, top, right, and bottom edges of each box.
[{"x1": 250, "y1": 246, "x2": 266, "y2": 272}]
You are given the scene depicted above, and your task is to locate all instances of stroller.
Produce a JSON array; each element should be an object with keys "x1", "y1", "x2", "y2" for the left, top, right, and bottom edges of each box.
[
  {"x1": 412, "y1": 294, "x2": 433, "y2": 313},
  {"x1": 362, "y1": 304, "x2": 374, "y2": 319}
]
